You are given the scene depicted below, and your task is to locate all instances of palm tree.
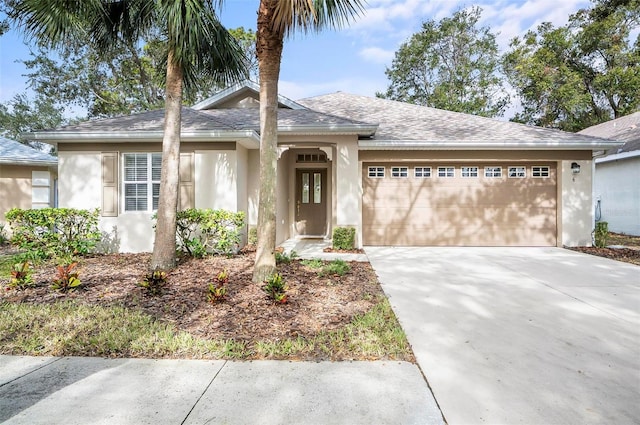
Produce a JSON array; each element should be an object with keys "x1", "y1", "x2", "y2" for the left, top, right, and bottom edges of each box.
[
  {"x1": 11, "y1": 0, "x2": 246, "y2": 271},
  {"x1": 252, "y1": 0, "x2": 365, "y2": 282}
]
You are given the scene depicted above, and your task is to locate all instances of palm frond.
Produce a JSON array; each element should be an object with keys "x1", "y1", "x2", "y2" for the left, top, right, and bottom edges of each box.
[
  {"x1": 10, "y1": 0, "x2": 103, "y2": 46},
  {"x1": 160, "y1": 0, "x2": 246, "y2": 91},
  {"x1": 92, "y1": 0, "x2": 157, "y2": 50},
  {"x1": 272, "y1": 0, "x2": 365, "y2": 36}
]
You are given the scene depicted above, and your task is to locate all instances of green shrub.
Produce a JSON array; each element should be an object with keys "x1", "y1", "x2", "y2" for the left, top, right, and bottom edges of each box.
[
  {"x1": 263, "y1": 273, "x2": 288, "y2": 303},
  {"x1": 594, "y1": 222, "x2": 609, "y2": 248},
  {"x1": 172, "y1": 209, "x2": 245, "y2": 257},
  {"x1": 5, "y1": 208, "x2": 101, "y2": 260},
  {"x1": 332, "y1": 227, "x2": 356, "y2": 250}
]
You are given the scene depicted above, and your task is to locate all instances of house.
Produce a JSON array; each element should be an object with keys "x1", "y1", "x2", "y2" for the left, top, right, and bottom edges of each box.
[
  {"x1": 23, "y1": 81, "x2": 620, "y2": 252},
  {"x1": 578, "y1": 112, "x2": 640, "y2": 236},
  {"x1": 0, "y1": 136, "x2": 57, "y2": 226}
]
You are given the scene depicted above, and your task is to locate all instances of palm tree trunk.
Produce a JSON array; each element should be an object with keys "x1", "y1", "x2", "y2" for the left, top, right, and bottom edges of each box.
[
  {"x1": 151, "y1": 49, "x2": 183, "y2": 271},
  {"x1": 253, "y1": 0, "x2": 284, "y2": 282}
]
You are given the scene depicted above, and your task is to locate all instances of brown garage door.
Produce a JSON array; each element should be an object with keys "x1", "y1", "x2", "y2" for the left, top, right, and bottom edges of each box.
[{"x1": 362, "y1": 163, "x2": 557, "y2": 246}]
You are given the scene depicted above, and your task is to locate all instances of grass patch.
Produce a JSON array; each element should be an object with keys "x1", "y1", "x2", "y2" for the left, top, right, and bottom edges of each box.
[
  {"x1": 608, "y1": 232, "x2": 640, "y2": 246},
  {"x1": 301, "y1": 258, "x2": 352, "y2": 278},
  {"x1": 0, "y1": 256, "x2": 14, "y2": 278},
  {"x1": 300, "y1": 258, "x2": 324, "y2": 269},
  {"x1": 0, "y1": 297, "x2": 413, "y2": 361},
  {"x1": 319, "y1": 259, "x2": 350, "y2": 277}
]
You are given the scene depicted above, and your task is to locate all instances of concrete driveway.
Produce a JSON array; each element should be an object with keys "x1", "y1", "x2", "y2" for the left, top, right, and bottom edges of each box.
[{"x1": 366, "y1": 247, "x2": 640, "y2": 425}]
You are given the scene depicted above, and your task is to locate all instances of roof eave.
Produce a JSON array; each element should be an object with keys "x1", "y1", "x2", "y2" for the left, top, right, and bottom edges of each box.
[
  {"x1": 278, "y1": 124, "x2": 378, "y2": 137},
  {"x1": 595, "y1": 150, "x2": 640, "y2": 163},
  {"x1": 358, "y1": 139, "x2": 624, "y2": 150},
  {"x1": 0, "y1": 158, "x2": 57, "y2": 166},
  {"x1": 21, "y1": 130, "x2": 260, "y2": 145}
]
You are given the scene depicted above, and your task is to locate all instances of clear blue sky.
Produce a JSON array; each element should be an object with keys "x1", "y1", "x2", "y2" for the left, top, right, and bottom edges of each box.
[{"x1": 0, "y1": 0, "x2": 591, "y2": 116}]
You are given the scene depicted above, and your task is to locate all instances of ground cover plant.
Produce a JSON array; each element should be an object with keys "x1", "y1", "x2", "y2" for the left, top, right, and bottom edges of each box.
[
  {"x1": 569, "y1": 232, "x2": 640, "y2": 266},
  {"x1": 0, "y1": 248, "x2": 413, "y2": 361}
]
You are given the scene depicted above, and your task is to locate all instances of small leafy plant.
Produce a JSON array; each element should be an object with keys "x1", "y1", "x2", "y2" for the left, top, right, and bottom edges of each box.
[
  {"x1": 248, "y1": 227, "x2": 258, "y2": 246},
  {"x1": 8, "y1": 261, "x2": 34, "y2": 290},
  {"x1": 275, "y1": 250, "x2": 298, "y2": 265},
  {"x1": 594, "y1": 222, "x2": 609, "y2": 248},
  {"x1": 319, "y1": 259, "x2": 350, "y2": 277},
  {"x1": 139, "y1": 270, "x2": 167, "y2": 296},
  {"x1": 263, "y1": 273, "x2": 288, "y2": 304},
  {"x1": 207, "y1": 269, "x2": 229, "y2": 303},
  {"x1": 51, "y1": 262, "x2": 81, "y2": 292}
]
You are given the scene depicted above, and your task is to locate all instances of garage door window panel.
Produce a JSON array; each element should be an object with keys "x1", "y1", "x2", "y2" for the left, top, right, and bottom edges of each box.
[
  {"x1": 485, "y1": 167, "x2": 502, "y2": 178},
  {"x1": 391, "y1": 167, "x2": 408, "y2": 178},
  {"x1": 461, "y1": 167, "x2": 478, "y2": 178},
  {"x1": 438, "y1": 167, "x2": 455, "y2": 178},
  {"x1": 532, "y1": 166, "x2": 550, "y2": 178},
  {"x1": 508, "y1": 166, "x2": 526, "y2": 178},
  {"x1": 368, "y1": 166, "x2": 385, "y2": 178},
  {"x1": 415, "y1": 167, "x2": 431, "y2": 178}
]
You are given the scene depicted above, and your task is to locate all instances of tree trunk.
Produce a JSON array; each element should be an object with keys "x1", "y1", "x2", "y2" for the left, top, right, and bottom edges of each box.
[
  {"x1": 253, "y1": 0, "x2": 284, "y2": 283},
  {"x1": 151, "y1": 49, "x2": 183, "y2": 271}
]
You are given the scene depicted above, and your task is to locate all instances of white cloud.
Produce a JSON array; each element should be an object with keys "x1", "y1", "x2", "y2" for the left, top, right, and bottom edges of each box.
[
  {"x1": 358, "y1": 47, "x2": 395, "y2": 65},
  {"x1": 348, "y1": 0, "x2": 593, "y2": 52}
]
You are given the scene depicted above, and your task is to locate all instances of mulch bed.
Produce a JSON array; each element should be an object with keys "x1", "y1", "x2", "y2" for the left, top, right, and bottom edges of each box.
[
  {"x1": 1, "y1": 251, "x2": 385, "y2": 342},
  {"x1": 569, "y1": 246, "x2": 640, "y2": 266}
]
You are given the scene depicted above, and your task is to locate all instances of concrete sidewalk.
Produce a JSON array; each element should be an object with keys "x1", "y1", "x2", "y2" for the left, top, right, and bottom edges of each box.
[{"x1": 0, "y1": 356, "x2": 444, "y2": 425}]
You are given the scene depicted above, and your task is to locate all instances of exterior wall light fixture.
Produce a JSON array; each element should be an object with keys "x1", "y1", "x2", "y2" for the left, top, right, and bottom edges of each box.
[{"x1": 571, "y1": 162, "x2": 581, "y2": 174}]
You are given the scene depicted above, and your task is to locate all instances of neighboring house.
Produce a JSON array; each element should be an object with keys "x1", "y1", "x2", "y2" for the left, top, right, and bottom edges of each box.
[
  {"x1": 24, "y1": 81, "x2": 620, "y2": 252},
  {"x1": 0, "y1": 136, "x2": 57, "y2": 226},
  {"x1": 579, "y1": 112, "x2": 640, "y2": 236}
]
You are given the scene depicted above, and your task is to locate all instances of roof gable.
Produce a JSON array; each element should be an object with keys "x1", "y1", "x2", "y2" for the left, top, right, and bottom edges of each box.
[
  {"x1": 192, "y1": 80, "x2": 307, "y2": 111},
  {"x1": 0, "y1": 136, "x2": 57, "y2": 165}
]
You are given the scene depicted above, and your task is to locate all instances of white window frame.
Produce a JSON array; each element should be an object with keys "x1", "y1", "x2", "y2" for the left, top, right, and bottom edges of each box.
[
  {"x1": 414, "y1": 167, "x2": 431, "y2": 178},
  {"x1": 508, "y1": 166, "x2": 526, "y2": 178},
  {"x1": 123, "y1": 153, "x2": 162, "y2": 212},
  {"x1": 484, "y1": 167, "x2": 502, "y2": 178},
  {"x1": 532, "y1": 166, "x2": 550, "y2": 178},
  {"x1": 368, "y1": 166, "x2": 385, "y2": 178},
  {"x1": 437, "y1": 167, "x2": 455, "y2": 178},
  {"x1": 391, "y1": 166, "x2": 408, "y2": 178},
  {"x1": 461, "y1": 166, "x2": 479, "y2": 178}
]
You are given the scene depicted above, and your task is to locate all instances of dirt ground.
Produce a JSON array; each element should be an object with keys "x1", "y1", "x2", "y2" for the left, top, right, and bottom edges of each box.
[
  {"x1": 0, "y1": 250, "x2": 385, "y2": 342},
  {"x1": 568, "y1": 232, "x2": 640, "y2": 266}
]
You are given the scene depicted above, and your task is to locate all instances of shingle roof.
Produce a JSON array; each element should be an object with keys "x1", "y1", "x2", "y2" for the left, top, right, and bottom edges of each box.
[
  {"x1": 198, "y1": 108, "x2": 373, "y2": 130},
  {"x1": 0, "y1": 136, "x2": 57, "y2": 165},
  {"x1": 49, "y1": 106, "x2": 373, "y2": 136},
  {"x1": 297, "y1": 92, "x2": 616, "y2": 148},
  {"x1": 57, "y1": 108, "x2": 233, "y2": 132},
  {"x1": 578, "y1": 112, "x2": 640, "y2": 154}
]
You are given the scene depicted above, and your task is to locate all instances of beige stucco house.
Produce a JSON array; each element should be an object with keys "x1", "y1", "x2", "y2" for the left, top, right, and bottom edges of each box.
[
  {"x1": 24, "y1": 81, "x2": 620, "y2": 252},
  {"x1": 0, "y1": 136, "x2": 57, "y2": 226}
]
